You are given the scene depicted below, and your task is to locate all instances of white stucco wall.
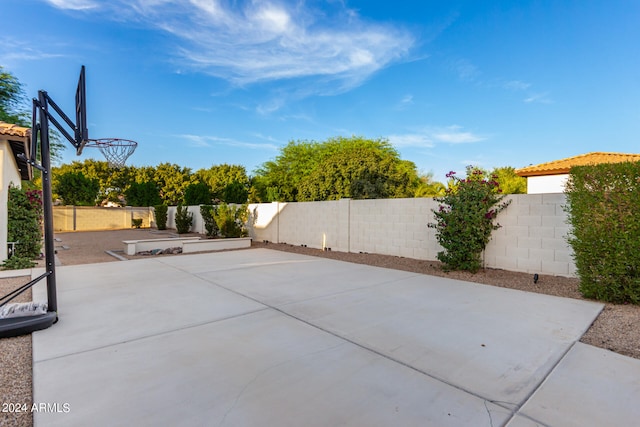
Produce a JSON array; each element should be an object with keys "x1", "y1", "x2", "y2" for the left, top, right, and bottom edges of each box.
[{"x1": 526, "y1": 174, "x2": 569, "y2": 194}]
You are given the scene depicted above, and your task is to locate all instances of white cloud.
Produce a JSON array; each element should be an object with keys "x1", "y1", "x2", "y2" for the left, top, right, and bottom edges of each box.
[
  {"x1": 431, "y1": 125, "x2": 485, "y2": 143},
  {"x1": 503, "y1": 80, "x2": 531, "y2": 91},
  {"x1": 45, "y1": 0, "x2": 99, "y2": 10},
  {"x1": 256, "y1": 98, "x2": 285, "y2": 115},
  {"x1": 449, "y1": 58, "x2": 479, "y2": 82},
  {"x1": 524, "y1": 92, "x2": 553, "y2": 104},
  {"x1": 395, "y1": 94, "x2": 414, "y2": 110},
  {"x1": 178, "y1": 134, "x2": 278, "y2": 151},
  {"x1": 43, "y1": 0, "x2": 415, "y2": 92},
  {"x1": 0, "y1": 37, "x2": 67, "y2": 66},
  {"x1": 388, "y1": 133, "x2": 433, "y2": 148},
  {"x1": 389, "y1": 125, "x2": 485, "y2": 148}
]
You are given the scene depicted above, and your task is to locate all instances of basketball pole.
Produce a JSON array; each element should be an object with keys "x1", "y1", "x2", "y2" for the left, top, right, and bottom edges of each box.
[{"x1": 37, "y1": 90, "x2": 58, "y2": 314}]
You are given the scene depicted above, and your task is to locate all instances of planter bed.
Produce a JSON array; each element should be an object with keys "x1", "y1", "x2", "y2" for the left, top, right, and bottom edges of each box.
[{"x1": 123, "y1": 237, "x2": 252, "y2": 255}]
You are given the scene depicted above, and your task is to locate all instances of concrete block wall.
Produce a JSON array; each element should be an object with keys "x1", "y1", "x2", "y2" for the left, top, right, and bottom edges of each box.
[
  {"x1": 483, "y1": 194, "x2": 574, "y2": 277},
  {"x1": 53, "y1": 206, "x2": 154, "y2": 231},
  {"x1": 349, "y1": 198, "x2": 439, "y2": 259},
  {"x1": 248, "y1": 194, "x2": 576, "y2": 277}
]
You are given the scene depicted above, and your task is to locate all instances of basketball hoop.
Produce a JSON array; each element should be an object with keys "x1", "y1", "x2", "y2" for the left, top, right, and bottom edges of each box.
[{"x1": 83, "y1": 138, "x2": 138, "y2": 168}]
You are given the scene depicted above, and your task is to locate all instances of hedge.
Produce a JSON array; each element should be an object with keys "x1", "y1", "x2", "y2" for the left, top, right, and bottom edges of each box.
[{"x1": 565, "y1": 161, "x2": 640, "y2": 303}]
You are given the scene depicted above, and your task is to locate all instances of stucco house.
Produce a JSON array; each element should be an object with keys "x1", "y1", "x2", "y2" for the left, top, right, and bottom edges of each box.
[
  {"x1": 0, "y1": 122, "x2": 32, "y2": 261},
  {"x1": 515, "y1": 152, "x2": 640, "y2": 194}
]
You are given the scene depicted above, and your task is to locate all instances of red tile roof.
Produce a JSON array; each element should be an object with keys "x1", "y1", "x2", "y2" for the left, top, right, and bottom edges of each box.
[
  {"x1": 515, "y1": 152, "x2": 640, "y2": 177},
  {"x1": 0, "y1": 122, "x2": 31, "y2": 138}
]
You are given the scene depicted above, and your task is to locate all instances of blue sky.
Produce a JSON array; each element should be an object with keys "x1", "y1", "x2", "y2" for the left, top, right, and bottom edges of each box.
[{"x1": 2, "y1": 0, "x2": 639, "y2": 182}]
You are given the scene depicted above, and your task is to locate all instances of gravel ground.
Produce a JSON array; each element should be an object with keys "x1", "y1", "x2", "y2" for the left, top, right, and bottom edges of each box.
[
  {"x1": 1, "y1": 229, "x2": 638, "y2": 426},
  {"x1": 0, "y1": 278, "x2": 34, "y2": 427}
]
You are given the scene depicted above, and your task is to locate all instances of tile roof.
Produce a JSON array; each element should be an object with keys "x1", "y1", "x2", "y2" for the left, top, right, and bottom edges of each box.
[
  {"x1": 0, "y1": 122, "x2": 32, "y2": 180},
  {"x1": 0, "y1": 121, "x2": 31, "y2": 138},
  {"x1": 515, "y1": 152, "x2": 640, "y2": 177}
]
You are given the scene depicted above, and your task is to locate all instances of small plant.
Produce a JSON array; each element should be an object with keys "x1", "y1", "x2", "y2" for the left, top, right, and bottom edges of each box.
[
  {"x1": 200, "y1": 205, "x2": 219, "y2": 238},
  {"x1": 154, "y1": 204, "x2": 168, "y2": 230},
  {"x1": 131, "y1": 218, "x2": 143, "y2": 228},
  {"x1": 212, "y1": 203, "x2": 249, "y2": 238},
  {"x1": 175, "y1": 205, "x2": 193, "y2": 234},
  {"x1": 428, "y1": 169, "x2": 510, "y2": 273},
  {"x1": 2, "y1": 256, "x2": 36, "y2": 271}
]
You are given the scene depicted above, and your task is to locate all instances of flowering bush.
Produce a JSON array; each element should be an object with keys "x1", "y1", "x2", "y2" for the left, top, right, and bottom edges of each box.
[
  {"x1": 428, "y1": 169, "x2": 511, "y2": 272},
  {"x1": 26, "y1": 189, "x2": 43, "y2": 222},
  {"x1": 7, "y1": 186, "x2": 43, "y2": 261}
]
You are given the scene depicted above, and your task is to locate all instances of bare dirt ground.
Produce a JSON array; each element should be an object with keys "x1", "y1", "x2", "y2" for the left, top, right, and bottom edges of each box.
[{"x1": 1, "y1": 229, "x2": 639, "y2": 426}]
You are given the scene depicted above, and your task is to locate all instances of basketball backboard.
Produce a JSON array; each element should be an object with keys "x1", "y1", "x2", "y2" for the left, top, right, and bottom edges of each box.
[{"x1": 75, "y1": 65, "x2": 88, "y2": 154}]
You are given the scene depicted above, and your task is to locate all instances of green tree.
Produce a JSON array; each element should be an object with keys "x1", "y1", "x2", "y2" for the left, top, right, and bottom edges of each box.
[
  {"x1": 125, "y1": 181, "x2": 162, "y2": 206},
  {"x1": 195, "y1": 164, "x2": 249, "y2": 201},
  {"x1": 248, "y1": 175, "x2": 269, "y2": 203},
  {"x1": 257, "y1": 136, "x2": 420, "y2": 201},
  {"x1": 0, "y1": 66, "x2": 66, "y2": 161},
  {"x1": 184, "y1": 182, "x2": 212, "y2": 205},
  {"x1": 298, "y1": 147, "x2": 419, "y2": 200},
  {"x1": 491, "y1": 166, "x2": 526, "y2": 194},
  {"x1": 154, "y1": 163, "x2": 192, "y2": 205},
  {"x1": 53, "y1": 159, "x2": 136, "y2": 204},
  {"x1": 222, "y1": 181, "x2": 249, "y2": 204},
  {"x1": 255, "y1": 141, "x2": 320, "y2": 201},
  {"x1": 54, "y1": 171, "x2": 99, "y2": 205},
  {"x1": 460, "y1": 165, "x2": 526, "y2": 194},
  {"x1": 415, "y1": 172, "x2": 446, "y2": 197},
  {"x1": 0, "y1": 66, "x2": 27, "y2": 125}
]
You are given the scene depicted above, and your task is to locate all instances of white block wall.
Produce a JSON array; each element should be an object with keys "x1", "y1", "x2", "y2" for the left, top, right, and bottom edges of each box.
[
  {"x1": 483, "y1": 194, "x2": 575, "y2": 277},
  {"x1": 248, "y1": 194, "x2": 576, "y2": 277}
]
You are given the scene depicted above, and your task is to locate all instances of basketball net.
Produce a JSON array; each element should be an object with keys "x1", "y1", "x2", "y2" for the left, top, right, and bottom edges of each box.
[{"x1": 83, "y1": 138, "x2": 137, "y2": 168}]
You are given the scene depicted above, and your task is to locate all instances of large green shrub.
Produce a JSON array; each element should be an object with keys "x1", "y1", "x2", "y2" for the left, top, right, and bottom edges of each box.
[
  {"x1": 154, "y1": 204, "x2": 168, "y2": 230},
  {"x1": 222, "y1": 181, "x2": 249, "y2": 204},
  {"x1": 565, "y1": 162, "x2": 640, "y2": 304},
  {"x1": 7, "y1": 186, "x2": 42, "y2": 261},
  {"x1": 125, "y1": 181, "x2": 162, "y2": 206},
  {"x1": 54, "y1": 171, "x2": 99, "y2": 205},
  {"x1": 175, "y1": 205, "x2": 193, "y2": 234},
  {"x1": 212, "y1": 203, "x2": 248, "y2": 238},
  {"x1": 184, "y1": 182, "x2": 212, "y2": 205},
  {"x1": 428, "y1": 170, "x2": 510, "y2": 273}
]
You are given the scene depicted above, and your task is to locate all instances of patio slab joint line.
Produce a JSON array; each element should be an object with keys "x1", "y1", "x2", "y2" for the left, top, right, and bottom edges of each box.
[
  {"x1": 203, "y1": 276, "x2": 520, "y2": 419},
  {"x1": 34, "y1": 307, "x2": 269, "y2": 363},
  {"x1": 503, "y1": 341, "x2": 580, "y2": 427}
]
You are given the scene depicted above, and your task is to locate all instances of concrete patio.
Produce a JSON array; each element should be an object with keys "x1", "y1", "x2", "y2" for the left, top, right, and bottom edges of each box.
[{"x1": 32, "y1": 248, "x2": 640, "y2": 426}]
